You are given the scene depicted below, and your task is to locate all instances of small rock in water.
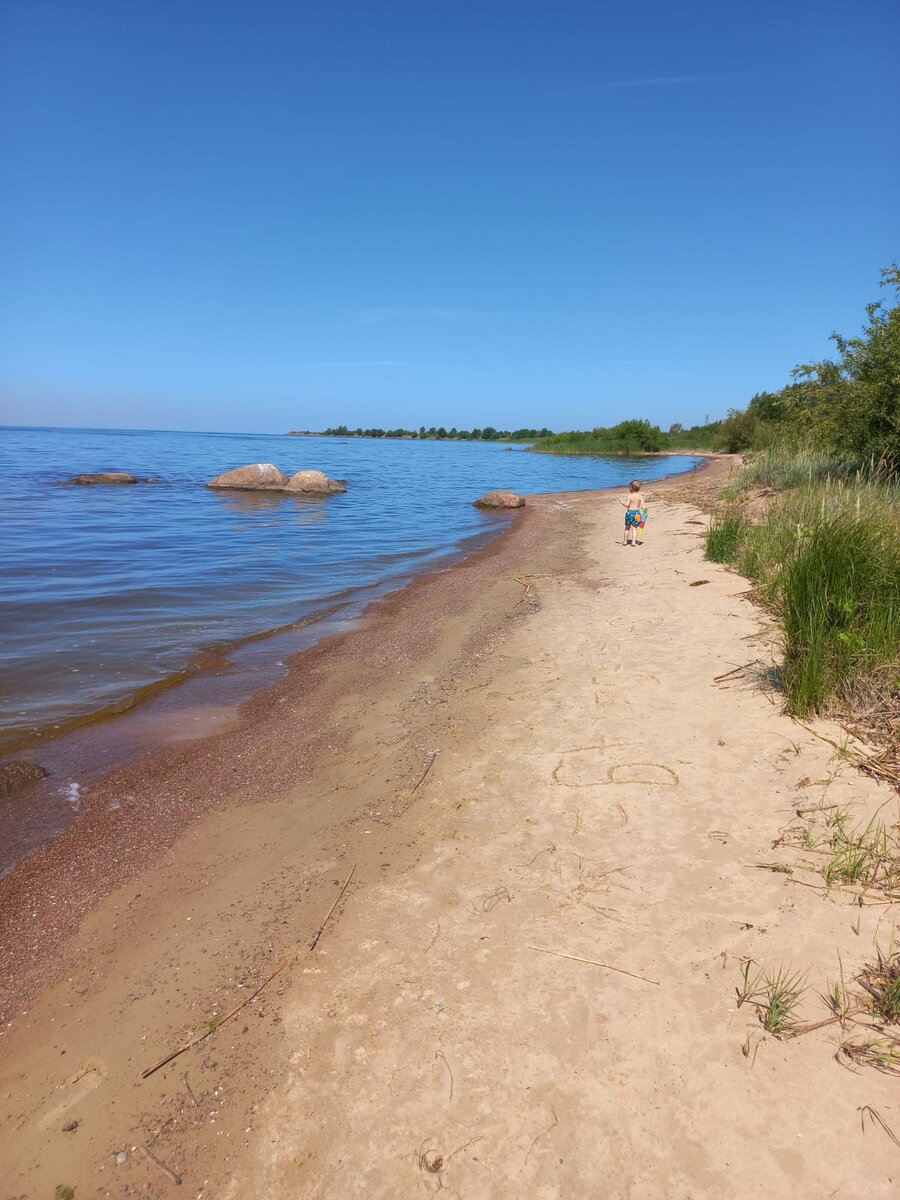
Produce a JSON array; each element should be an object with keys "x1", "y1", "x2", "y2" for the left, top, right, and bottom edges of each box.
[
  {"x1": 71, "y1": 472, "x2": 138, "y2": 485},
  {"x1": 190, "y1": 652, "x2": 232, "y2": 671},
  {"x1": 474, "y1": 490, "x2": 525, "y2": 509},
  {"x1": 0, "y1": 760, "x2": 48, "y2": 796}
]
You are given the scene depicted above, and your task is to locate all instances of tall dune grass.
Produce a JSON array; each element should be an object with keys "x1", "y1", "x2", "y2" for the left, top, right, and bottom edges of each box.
[{"x1": 707, "y1": 449, "x2": 900, "y2": 717}]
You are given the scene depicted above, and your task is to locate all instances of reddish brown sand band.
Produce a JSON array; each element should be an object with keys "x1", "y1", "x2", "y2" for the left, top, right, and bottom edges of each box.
[{"x1": 0, "y1": 457, "x2": 728, "y2": 1028}]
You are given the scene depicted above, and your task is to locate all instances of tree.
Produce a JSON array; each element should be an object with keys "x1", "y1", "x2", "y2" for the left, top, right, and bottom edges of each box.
[
  {"x1": 609, "y1": 419, "x2": 663, "y2": 452},
  {"x1": 787, "y1": 264, "x2": 900, "y2": 465},
  {"x1": 718, "y1": 408, "x2": 759, "y2": 453}
]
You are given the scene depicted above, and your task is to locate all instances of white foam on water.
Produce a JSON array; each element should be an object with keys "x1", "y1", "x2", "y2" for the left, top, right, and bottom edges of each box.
[{"x1": 61, "y1": 781, "x2": 81, "y2": 810}]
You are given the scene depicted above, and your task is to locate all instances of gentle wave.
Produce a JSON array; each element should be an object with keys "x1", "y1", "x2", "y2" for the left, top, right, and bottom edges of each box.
[{"x1": 0, "y1": 426, "x2": 703, "y2": 746}]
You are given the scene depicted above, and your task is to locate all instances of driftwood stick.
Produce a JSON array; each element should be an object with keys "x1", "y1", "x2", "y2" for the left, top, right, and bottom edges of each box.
[
  {"x1": 410, "y1": 751, "x2": 438, "y2": 795},
  {"x1": 528, "y1": 944, "x2": 659, "y2": 986},
  {"x1": 142, "y1": 864, "x2": 356, "y2": 1079},
  {"x1": 511, "y1": 575, "x2": 537, "y2": 612},
  {"x1": 781, "y1": 1014, "x2": 842, "y2": 1039},
  {"x1": 139, "y1": 1143, "x2": 182, "y2": 1185},
  {"x1": 308, "y1": 863, "x2": 356, "y2": 951}
]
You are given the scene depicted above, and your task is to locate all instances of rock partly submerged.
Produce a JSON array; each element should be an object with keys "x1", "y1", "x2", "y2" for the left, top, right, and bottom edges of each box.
[
  {"x1": 284, "y1": 470, "x2": 347, "y2": 495},
  {"x1": 208, "y1": 463, "x2": 346, "y2": 494},
  {"x1": 474, "y1": 490, "x2": 525, "y2": 509},
  {"x1": 0, "y1": 761, "x2": 48, "y2": 797},
  {"x1": 208, "y1": 463, "x2": 290, "y2": 490},
  {"x1": 70, "y1": 472, "x2": 146, "y2": 486}
]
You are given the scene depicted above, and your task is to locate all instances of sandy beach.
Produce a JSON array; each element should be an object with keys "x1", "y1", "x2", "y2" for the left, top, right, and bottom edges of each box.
[{"x1": 2, "y1": 455, "x2": 897, "y2": 1198}]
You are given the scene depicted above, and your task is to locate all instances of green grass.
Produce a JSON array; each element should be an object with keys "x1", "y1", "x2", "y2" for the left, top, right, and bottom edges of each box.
[
  {"x1": 735, "y1": 959, "x2": 807, "y2": 1034},
  {"x1": 530, "y1": 431, "x2": 657, "y2": 456},
  {"x1": 722, "y1": 443, "x2": 861, "y2": 495},
  {"x1": 705, "y1": 446, "x2": 900, "y2": 717},
  {"x1": 705, "y1": 510, "x2": 746, "y2": 563}
]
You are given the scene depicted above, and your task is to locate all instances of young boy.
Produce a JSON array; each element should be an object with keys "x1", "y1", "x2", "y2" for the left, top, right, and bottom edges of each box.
[{"x1": 620, "y1": 479, "x2": 645, "y2": 546}]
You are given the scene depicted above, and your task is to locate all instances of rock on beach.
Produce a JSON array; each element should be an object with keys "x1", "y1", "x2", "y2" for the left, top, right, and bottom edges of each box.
[
  {"x1": 207, "y1": 463, "x2": 290, "y2": 490},
  {"x1": 474, "y1": 490, "x2": 526, "y2": 509}
]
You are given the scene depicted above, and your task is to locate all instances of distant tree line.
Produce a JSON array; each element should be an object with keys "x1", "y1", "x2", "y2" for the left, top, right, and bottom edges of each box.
[
  {"x1": 322, "y1": 425, "x2": 554, "y2": 441},
  {"x1": 313, "y1": 266, "x2": 900, "y2": 466},
  {"x1": 537, "y1": 264, "x2": 900, "y2": 465}
]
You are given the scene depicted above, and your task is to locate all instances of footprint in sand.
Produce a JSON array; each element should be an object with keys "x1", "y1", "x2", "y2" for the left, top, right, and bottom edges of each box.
[
  {"x1": 553, "y1": 745, "x2": 678, "y2": 789},
  {"x1": 35, "y1": 1059, "x2": 105, "y2": 1132}
]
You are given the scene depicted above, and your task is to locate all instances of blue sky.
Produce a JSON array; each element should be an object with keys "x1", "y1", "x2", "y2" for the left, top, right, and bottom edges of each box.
[{"x1": 1, "y1": 0, "x2": 897, "y2": 434}]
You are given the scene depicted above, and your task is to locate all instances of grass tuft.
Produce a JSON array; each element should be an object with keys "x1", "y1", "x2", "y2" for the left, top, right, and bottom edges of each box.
[
  {"x1": 705, "y1": 510, "x2": 746, "y2": 563},
  {"x1": 735, "y1": 959, "x2": 807, "y2": 1035},
  {"x1": 858, "y1": 949, "x2": 900, "y2": 1023},
  {"x1": 759, "y1": 964, "x2": 807, "y2": 1034}
]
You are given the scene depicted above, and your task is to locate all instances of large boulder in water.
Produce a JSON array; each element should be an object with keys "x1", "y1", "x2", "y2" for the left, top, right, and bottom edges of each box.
[
  {"x1": 283, "y1": 470, "x2": 347, "y2": 495},
  {"x1": 71, "y1": 472, "x2": 138, "y2": 485},
  {"x1": 0, "y1": 761, "x2": 48, "y2": 797},
  {"x1": 474, "y1": 490, "x2": 525, "y2": 509},
  {"x1": 208, "y1": 463, "x2": 290, "y2": 490}
]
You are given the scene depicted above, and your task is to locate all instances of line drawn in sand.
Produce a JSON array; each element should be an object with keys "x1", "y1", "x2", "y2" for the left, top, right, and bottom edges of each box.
[{"x1": 552, "y1": 745, "x2": 679, "y2": 789}]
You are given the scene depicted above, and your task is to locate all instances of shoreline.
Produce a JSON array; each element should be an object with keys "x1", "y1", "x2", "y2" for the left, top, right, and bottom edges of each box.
[
  {"x1": 3, "y1": 446, "x2": 896, "y2": 1196},
  {"x1": 1, "y1": 453, "x2": 710, "y2": 762},
  {"x1": 0, "y1": 453, "x2": 716, "y2": 871},
  {"x1": 0, "y1": 454, "x2": 726, "y2": 1020}
]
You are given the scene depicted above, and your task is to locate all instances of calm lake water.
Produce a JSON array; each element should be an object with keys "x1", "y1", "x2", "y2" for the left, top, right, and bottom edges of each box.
[{"x1": 0, "y1": 427, "x2": 703, "y2": 751}]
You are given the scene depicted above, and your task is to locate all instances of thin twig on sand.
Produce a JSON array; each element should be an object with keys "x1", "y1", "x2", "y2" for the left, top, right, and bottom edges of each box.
[
  {"x1": 141, "y1": 864, "x2": 356, "y2": 1078},
  {"x1": 525, "y1": 1107, "x2": 559, "y2": 1165},
  {"x1": 713, "y1": 661, "x2": 759, "y2": 683},
  {"x1": 528, "y1": 944, "x2": 659, "y2": 986},
  {"x1": 435, "y1": 1050, "x2": 454, "y2": 1103},
  {"x1": 860, "y1": 1105, "x2": 900, "y2": 1149},
  {"x1": 139, "y1": 1143, "x2": 182, "y2": 1185},
  {"x1": 511, "y1": 576, "x2": 535, "y2": 612},
  {"x1": 411, "y1": 751, "x2": 439, "y2": 795}
]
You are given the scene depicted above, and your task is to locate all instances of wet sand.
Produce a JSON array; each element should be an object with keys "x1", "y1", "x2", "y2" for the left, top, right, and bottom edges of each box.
[{"x1": 6, "y1": 453, "x2": 895, "y2": 1197}]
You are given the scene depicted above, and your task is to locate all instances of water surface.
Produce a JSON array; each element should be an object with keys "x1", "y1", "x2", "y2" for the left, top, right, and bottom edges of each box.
[{"x1": 1, "y1": 426, "x2": 702, "y2": 749}]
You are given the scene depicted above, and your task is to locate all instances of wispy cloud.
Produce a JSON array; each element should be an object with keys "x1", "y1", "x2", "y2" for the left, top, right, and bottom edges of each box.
[
  {"x1": 552, "y1": 74, "x2": 727, "y2": 97},
  {"x1": 336, "y1": 307, "x2": 492, "y2": 328}
]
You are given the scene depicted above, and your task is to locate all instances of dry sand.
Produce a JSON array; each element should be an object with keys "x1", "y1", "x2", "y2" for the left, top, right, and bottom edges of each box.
[{"x1": 2, "y1": 461, "x2": 898, "y2": 1197}]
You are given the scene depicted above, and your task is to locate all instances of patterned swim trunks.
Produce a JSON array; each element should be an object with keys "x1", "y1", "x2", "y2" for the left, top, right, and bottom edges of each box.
[{"x1": 625, "y1": 509, "x2": 642, "y2": 528}]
